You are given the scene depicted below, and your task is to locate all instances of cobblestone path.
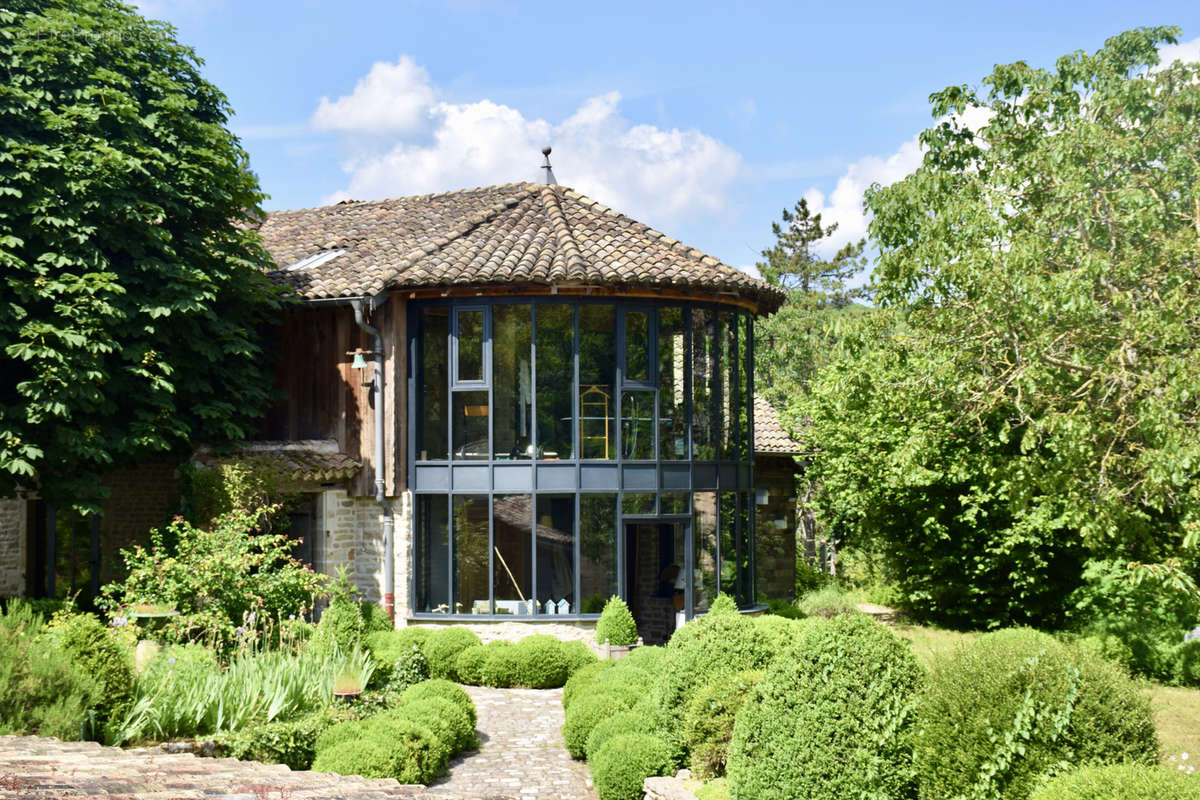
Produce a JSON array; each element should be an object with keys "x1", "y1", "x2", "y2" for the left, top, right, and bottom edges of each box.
[
  {"x1": 430, "y1": 686, "x2": 597, "y2": 800},
  {"x1": 0, "y1": 686, "x2": 595, "y2": 800}
]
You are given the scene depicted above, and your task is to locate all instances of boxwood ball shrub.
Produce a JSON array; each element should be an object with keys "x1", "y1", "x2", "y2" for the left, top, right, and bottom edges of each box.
[
  {"x1": 652, "y1": 607, "x2": 772, "y2": 754},
  {"x1": 515, "y1": 635, "x2": 570, "y2": 688},
  {"x1": 394, "y1": 697, "x2": 475, "y2": 755},
  {"x1": 214, "y1": 709, "x2": 333, "y2": 770},
  {"x1": 915, "y1": 628, "x2": 1158, "y2": 800},
  {"x1": 402, "y1": 679, "x2": 477, "y2": 728},
  {"x1": 561, "y1": 640, "x2": 599, "y2": 675},
  {"x1": 563, "y1": 691, "x2": 636, "y2": 759},
  {"x1": 1029, "y1": 763, "x2": 1200, "y2": 800},
  {"x1": 562, "y1": 660, "x2": 614, "y2": 710},
  {"x1": 454, "y1": 644, "x2": 489, "y2": 686},
  {"x1": 312, "y1": 717, "x2": 441, "y2": 783},
  {"x1": 477, "y1": 640, "x2": 520, "y2": 688},
  {"x1": 591, "y1": 732, "x2": 674, "y2": 800},
  {"x1": 360, "y1": 602, "x2": 393, "y2": 634},
  {"x1": 314, "y1": 719, "x2": 369, "y2": 754},
  {"x1": 585, "y1": 710, "x2": 653, "y2": 762},
  {"x1": 423, "y1": 627, "x2": 482, "y2": 680},
  {"x1": 618, "y1": 643, "x2": 665, "y2": 672},
  {"x1": 310, "y1": 596, "x2": 364, "y2": 659},
  {"x1": 727, "y1": 613, "x2": 924, "y2": 800},
  {"x1": 683, "y1": 670, "x2": 763, "y2": 780},
  {"x1": 595, "y1": 597, "x2": 638, "y2": 646}
]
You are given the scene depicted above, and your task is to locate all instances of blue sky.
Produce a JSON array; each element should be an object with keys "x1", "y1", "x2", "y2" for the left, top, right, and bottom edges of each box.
[{"x1": 136, "y1": 0, "x2": 1198, "y2": 271}]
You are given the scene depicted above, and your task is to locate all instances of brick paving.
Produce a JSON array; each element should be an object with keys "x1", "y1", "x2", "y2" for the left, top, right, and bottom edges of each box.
[
  {"x1": 0, "y1": 686, "x2": 595, "y2": 800},
  {"x1": 430, "y1": 686, "x2": 597, "y2": 800}
]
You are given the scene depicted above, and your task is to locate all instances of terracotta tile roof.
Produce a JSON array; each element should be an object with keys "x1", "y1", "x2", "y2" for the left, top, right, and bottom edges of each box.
[
  {"x1": 754, "y1": 395, "x2": 804, "y2": 455},
  {"x1": 259, "y1": 183, "x2": 784, "y2": 314},
  {"x1": 195, "y1": 441, "x2": 362, "y2": 482}
]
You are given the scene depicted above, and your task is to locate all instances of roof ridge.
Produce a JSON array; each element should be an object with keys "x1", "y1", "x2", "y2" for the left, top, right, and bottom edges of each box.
[{"x1": 538, "y1": 184, "x2": 588, "y2": 281}]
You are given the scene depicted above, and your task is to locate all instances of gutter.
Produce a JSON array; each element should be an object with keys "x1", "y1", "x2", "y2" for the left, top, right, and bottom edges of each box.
[{"x1": 350, "y1": 298, "x2": 395, "y2": 623}]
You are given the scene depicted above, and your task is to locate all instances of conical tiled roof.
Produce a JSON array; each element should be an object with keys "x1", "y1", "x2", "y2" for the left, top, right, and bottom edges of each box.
[{"x1": 259, "y1": 183, "x2": 783, "y2": 313}]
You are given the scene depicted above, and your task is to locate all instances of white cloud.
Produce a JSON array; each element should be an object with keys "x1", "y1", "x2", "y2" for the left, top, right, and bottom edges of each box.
[
  {"x1": 1157, "y1": 36, "x2": 1200, "y2": 69},
  {"x1": 314, "y1": 58, "x2": 741, "y2": 226},
  {"x1": 312, "y1": 55, "x2": 437, "y2": 136}
]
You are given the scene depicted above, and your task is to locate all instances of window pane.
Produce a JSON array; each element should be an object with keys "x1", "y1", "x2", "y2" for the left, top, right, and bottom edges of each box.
[
  {"x1": 719, "y1": 491, "x2": 737, "y2": 598},
  {"x1": 580, "y1": 305, "x2": 616, "y2": 459},
  {"x1": 457, "y1": 309, "x2": 484, "y2": 382},
  {"x1": 418, "y1": 307, "x2": 448, "y2": 461},
  {"x1": 580, "y1": 494, "x2": 617, "y2": 612},
  {"x1": 625, "y1": 309, "x2": 650, "y2": 383},
  {"x1": 415, "y1": 495, "x2": 449, "y2": 612},
  {"x1": 493, "y1": 495, "x2": 533, "y2": 615},
  {"x1": 494, "y1": 304, "x2": 532, "y2": 460},
  {"x1": 536, "y1": 304, "x2": 574, "y2": 459},
  {"x1": 661, "y1": 492, "x2": 690, "y2": 515},
  {"x1": 622, "y1": 492, "x2": 656, "y2": 516},
  {"x1": 452, "y1": 391, "x2": 489, "y2": 460},
  {"x1": 737, "y1": 313, "x2": 751, "y2": 462},
  {"x1": 693, "y1": 491, "x2": 717, "y2": 614},
  {"x1": 658, "y1": 306, "x2": 687, "y2": 460},
  {"x1": 719, "y1": 310, "x2": 735, "y2": 460},
  {"x1": 453, "y1": 495, "x2": 489, "y2": 614},
  {"x1": 738, "y1": 492, "x2": 755, "y2": 605},
  {"x1": 536, "y1": 494, "x2": 575, "y2": 611},
  {"x1": 691, "y1": 309, "x2": 715, "y2": 459},
  {"x1": 621, "y1": 390, "x2": 655, "y2": 459}
]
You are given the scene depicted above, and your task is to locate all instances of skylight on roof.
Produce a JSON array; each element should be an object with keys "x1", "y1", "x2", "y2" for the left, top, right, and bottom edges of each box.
[{"x1": 284, "y1": 249, "x2": 346, "y2": 272}]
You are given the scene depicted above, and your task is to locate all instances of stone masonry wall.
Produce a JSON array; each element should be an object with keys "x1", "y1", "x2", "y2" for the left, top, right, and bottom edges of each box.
[
  {"x1": 316, "y1": 489, "x2": 411, "y2": 626},
  {"x1": 755, "y1": 455, "x2": 799, "y2": 601},
  {"x1": 0, "y1": 499, "x2": 26, "y2": 596}
]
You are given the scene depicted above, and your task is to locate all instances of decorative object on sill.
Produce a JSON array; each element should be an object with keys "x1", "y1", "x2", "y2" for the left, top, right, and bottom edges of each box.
[
  {"x1": 544, "y1": 599, "x2": 557, "y2": 615},
  {"x1": 556, "y1": 598, "x2": 570, "y2": 614}
]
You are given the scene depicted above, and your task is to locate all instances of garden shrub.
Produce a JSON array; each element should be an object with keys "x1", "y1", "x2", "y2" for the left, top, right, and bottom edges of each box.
[
  {"x1": 563, "y1": 691, "x2": 636, "y2": 759},
  {"x1": 139, "y1": 643, "x2": 218, "y2": 688},
  {"x1": 727, "y1": 613, "x2": 924, "y2": 800},
  {"x1": 214, "y1": 709, "x2": 333, "y2": 770},
  {"x1": 561, "y1": 640, "x2": 599, "y2": 675},
  {"x1": 752, "y1": 614, "x2": 802, "y2": 652},
  {"x1": 683, "y1": 670, "x2": 763, "y2": 780},
  {"x1": 312, "y1": 717, "x2": 441, "y2": 783},
  {"x1": 707, "y1": 593, "x2": 739, "y2": 616},
  {"x1": 796, "y1": 584, "x2": 859, "y2": 618},
  {"x1": 310, "y1": 596, "x2": 364, "y2": 659},
  {"x1": 618, "y1": 643, "x2": 665, "y2": 672},
  {"x1": 423, "y1": 627, "x2": 481, "y2": 680},
  {"x1": 402, "y1": 678, "x2": 477, "y2": 727},
  {"x1": 563, "y1": 660, "x2": 614, "y2": 710},
  {"x1": 1029, "y1": 763, "x2": 1200, "y2": 800},
  {"x1": 0, "y1": 601, "x2": 100, "y2": 740},
  {"x1": 360, "y1": 601, "x2": 393, "y2": 634},
  {"x1": 595, "y1": 597, "x2": 638, "y2": 646},
  {"x1": 651, "y1": 607, "x2": 772, "y2": 755},
  {"x1": 44, "y1": 610, "x2": 134, "y2": 729},
  {"x1": 454, "y1": 644, "x2": 489, "y2": 685},
  {"x1": 393, "y1": 696, "x2": 475, "y2": 755},
  {"x1": 514, "y1": 635, "x2": 570, "y2": 688},
  {"x1": 366, "y1": 627, "x2": 432, "y2": 687},
  {"x1": 99, "y1": 507, "x2": 326, "y2": 651},
  {"x1": 585, "y1": 710, "x2": 652, "y2": 762},
  {"x1": 590, "y1": 732, "x2": 673, "y2": 800},
  {"x1": 314, "y1": 719, "x2": 370, "y2": 754},
  {"x1": 477, "y1": 640, "x2": 520, "y2": 688},
  {"x1": 915, "y1": 628, "x2": 1159, "y2": 800},
  {"x1": 762, "y1": 597, "x2": 803, "y2": 619}
]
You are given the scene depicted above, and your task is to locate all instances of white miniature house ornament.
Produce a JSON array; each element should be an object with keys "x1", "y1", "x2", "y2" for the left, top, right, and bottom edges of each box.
[
  {"x1": 544, "y1": 599, "x2": 557, "y2": 615},
  {"x1": 556, "y1": 598, "x2": 570, "y2": 614}
]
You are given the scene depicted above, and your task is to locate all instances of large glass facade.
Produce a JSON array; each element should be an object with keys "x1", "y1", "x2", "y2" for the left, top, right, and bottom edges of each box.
[{"x1": 410, "y1": 298, "x2": 757, "y2": 618}]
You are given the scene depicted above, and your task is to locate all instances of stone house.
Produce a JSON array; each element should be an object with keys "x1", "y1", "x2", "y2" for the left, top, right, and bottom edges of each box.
[{"x1": 0, "y1": 173, "x2": 801, "y2": 642}]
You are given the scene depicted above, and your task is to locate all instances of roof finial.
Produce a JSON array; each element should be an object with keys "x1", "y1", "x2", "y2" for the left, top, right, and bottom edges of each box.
[{"x1": 540, "y1": 146, "x2": 556, "y2": 185}]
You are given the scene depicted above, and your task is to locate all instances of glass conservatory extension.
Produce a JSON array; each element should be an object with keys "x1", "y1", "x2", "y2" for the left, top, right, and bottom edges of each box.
[{"x1": 407, "y1": 298, "x2": 757, "y2": 625}]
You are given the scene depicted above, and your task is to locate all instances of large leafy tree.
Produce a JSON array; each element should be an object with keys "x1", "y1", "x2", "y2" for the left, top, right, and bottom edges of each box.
[
  {"x1": 805, "y1": 27, "x2": 1200, "y2": 626},
  {"x1": 0, "y1": 1, "x2": 281, "y2": 510}
]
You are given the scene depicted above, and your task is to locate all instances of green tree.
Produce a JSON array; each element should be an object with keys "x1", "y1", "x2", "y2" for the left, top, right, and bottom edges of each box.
[
  {"x1": 805, "y1": 27, "x2": 1200, "y2": 626},
  {"x1": 0, "y1": 1, "x2": 281, "y2": 510}
]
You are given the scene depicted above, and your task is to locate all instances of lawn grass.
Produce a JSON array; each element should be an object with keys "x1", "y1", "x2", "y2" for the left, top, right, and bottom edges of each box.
[
  {"x1": 891, "y1": 623, "x2": 979, "y2": 670},
  {"x1": 1149, "y1": 683, "x2": 1200, "y2": 761}
]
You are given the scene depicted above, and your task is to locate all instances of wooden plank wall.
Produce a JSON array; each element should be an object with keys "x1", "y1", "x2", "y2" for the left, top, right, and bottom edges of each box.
[{"x1": 259, "y1": 297, "x2": 408, "y2": 498}]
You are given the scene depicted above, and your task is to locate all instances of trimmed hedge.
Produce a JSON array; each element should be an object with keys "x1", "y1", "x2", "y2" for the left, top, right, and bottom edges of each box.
[
  {"x1": 478, "y1": 641, "x2": 520, "y2": 688},
  {"x1": 454, "y1": 644, "x2": 490, "y2": 686},
  {"x1": 591, "y1": 733, "x2": 674, "y2": 800},
  {"x1": 585, "y1": 710, "x2": 652, "y2": 762},
  {"x1": 727, "y1": 614, "x2": 924, "y2": 800},
  {"x1": 914, "y1": 628, "x2": 1159, "y2": 800},
  {"x1": 1029, "y1": 764, "x2": 1200, "y2": 800},
  {"x1": 563, "y1": 691, "x2": 636, "y2": 759},
  {"x1": 595, "y1": 597, "x2": 638, "y2": 646},
  {"x1": 359, "y1": 601, "x2": 393, "y2": 634},
  {"x1": 452, "y1": 635, "x2": 595, "y2": 689},
  {"x1": 562, "y1": 640, "x2": 599, "y2": 675},
  {"x1": 423, "y1": 627, "x2": 482, "y2": 680},
  {"x1": 683, "y1": 670, "x2": 763, "y2": 780},
  {"x1": 514, "y1": 635, "x2": 570, "y2": 688},
  {"x1": 215, "y1": 710, "x2": 332, "y2": 770},
  {"x1": 402, "y1": 679, "x2": 477, "y2": 728},
  {"x1": 312, "y1": 717, "x2": 441, "y2": 783},
  {"x1": 563, "y1": 660, "x2": 614, "y2": 710},
  {"x1": 395, "y1": 696, "x2": 475, "y2": 753}
]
